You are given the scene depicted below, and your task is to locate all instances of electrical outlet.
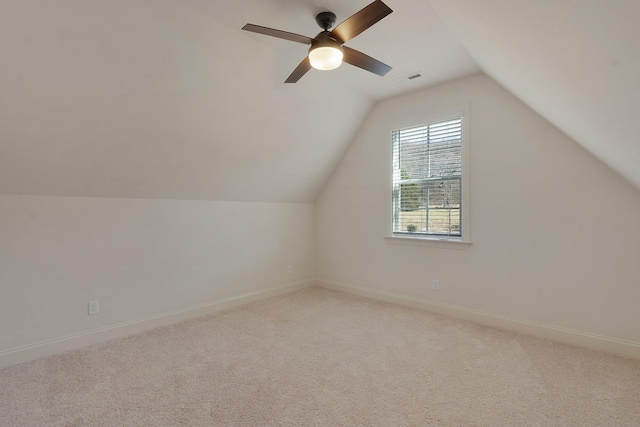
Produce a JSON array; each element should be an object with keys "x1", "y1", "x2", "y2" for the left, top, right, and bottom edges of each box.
[
  {"x1": 88, "y1": 300, "x2": 100, "y2": 315},
  {"x1": 286, "y1": 265, "x2": 293, "y2": 276},
  {"x1": 432, "y1": 279, "x2": 439, "y2": 291}
]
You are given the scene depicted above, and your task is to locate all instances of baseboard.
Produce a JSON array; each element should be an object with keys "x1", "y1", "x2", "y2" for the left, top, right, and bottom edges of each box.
[
  {"x1": 317, "y1": 279, "x2": 640, "y2": 360},
  {"x1": 0, "y1": 279, "x2": 315, "y2": 369}
]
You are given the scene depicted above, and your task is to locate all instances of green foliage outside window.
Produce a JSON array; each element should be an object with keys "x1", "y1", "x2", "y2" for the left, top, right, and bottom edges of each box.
[{"x1": 400, "y1": 169, "x2": 421, "y2": 212}]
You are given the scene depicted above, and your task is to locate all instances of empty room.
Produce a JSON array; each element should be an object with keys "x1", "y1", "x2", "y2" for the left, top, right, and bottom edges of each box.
[{"x1": 1, "y1": 0, "x2": 639, "y2": 425}]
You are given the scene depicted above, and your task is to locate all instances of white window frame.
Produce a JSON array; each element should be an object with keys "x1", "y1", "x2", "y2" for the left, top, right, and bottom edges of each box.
[{"x1": 385, "y1": 109, "x2": 471, "y2": 249}]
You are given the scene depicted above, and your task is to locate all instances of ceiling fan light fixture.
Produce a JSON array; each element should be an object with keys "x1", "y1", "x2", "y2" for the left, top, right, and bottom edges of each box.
[
  {"x1": 242, "y1": 0, "x2": 393, "y2": 82},
  {"x1": 308, "y1": 40, "x2": 343, "y2": 71}
]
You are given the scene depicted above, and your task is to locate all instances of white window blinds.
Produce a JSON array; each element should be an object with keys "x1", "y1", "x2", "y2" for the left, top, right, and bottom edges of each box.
[{"x1": 392, "y1": 117, "x2": 463, "y2": 237}]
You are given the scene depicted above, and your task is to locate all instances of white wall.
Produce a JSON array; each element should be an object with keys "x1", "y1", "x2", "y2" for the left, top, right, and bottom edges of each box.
[
  {"x1": 0, "y1": 196, "x2": 315, "y2": 355},
  {"x1": 316, "y1": 74, "x2": 640, "y2": 345}
]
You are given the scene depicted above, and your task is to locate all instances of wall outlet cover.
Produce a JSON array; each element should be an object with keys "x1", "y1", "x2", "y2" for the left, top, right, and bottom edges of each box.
[{"x1": 88, "y1": 300, "x2": 100, "y2": 315}]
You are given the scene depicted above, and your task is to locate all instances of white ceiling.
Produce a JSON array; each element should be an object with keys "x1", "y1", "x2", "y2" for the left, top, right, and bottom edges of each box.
[
  {"x1": 4, "y1": 1, "x2": 637, "y2": 203},
  {"x1": 0, "y1": 0, "x2": 479, "y2": 202},
  {"x1": 429, "y1": 0, "x2": 640, "y2": 191}
]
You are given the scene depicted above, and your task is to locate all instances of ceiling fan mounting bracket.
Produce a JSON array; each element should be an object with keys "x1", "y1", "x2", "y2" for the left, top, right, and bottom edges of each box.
[{"x1": 315, "y1": 12, "x2": 337, "y2": 30}]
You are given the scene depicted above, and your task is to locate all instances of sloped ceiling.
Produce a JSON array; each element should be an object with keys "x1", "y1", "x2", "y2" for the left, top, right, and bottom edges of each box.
[
  {"x1": 429, "y1": 0, "x2": 640, "y2": 191},
  {"x1": 0, "y1": 0, "x2": 479, "y2": 202}
]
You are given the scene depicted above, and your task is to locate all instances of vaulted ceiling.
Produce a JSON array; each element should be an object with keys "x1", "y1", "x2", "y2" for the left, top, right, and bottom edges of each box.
[
  {"x1": 0, "y1": 0, "x2": 478, "y2": 202},
  {"x1": 1, "y1": 1, "x2": 638, "y2": 203},
  {"x1": 429, "y1": 0, "x2": 640, "y2": 191}
]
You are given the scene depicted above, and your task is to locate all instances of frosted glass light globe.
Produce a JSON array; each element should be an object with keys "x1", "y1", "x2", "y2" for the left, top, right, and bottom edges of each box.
[{"x1": 309, "y1": 46, "x2": 343, "y2": 70}]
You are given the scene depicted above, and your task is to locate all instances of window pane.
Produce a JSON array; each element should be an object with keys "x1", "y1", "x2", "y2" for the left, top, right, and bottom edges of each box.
[
  {"x1": 427, "y1": 179, "x2": 461, "y2": 235},
  {"x1": 428, "y1": 208, "x2": 461, "y2": 235},
  {"x1": 395, "y1": 178, "x2": 461, "y2": 235}
]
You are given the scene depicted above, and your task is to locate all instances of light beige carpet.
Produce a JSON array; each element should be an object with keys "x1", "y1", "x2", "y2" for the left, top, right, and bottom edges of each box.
[{"x1": 1, "y1": 287, "x2": 639, "y2": 426}]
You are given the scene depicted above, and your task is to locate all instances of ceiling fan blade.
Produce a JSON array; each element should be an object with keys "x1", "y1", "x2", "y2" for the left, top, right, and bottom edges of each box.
[
  {"x1": 330, "y1": 0, "x2": 392, "y2": 44},
  {"x1": 285, "y1": 57, "x2": 312, "y2": 83},
  {"x1": 342, "y1": 46, "x2": 392, "y2": 76},
  {"x1": 242, "y1": 24, "x2": 313, "y2": 45}
]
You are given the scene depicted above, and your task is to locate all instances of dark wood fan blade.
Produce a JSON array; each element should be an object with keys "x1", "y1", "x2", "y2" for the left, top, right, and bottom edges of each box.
[
  {"x1": 330, "y1": 0, "x2": 392, "y2": 44},
  {"x1": 242, "y1": 24, "x2": 313, "y2": 45},
  {"x1": 342, "y1": 46, "x2": 392, "y2": 76},
  {"x1": 285, "y1": 57, "x2": 312, "y2": 83}
]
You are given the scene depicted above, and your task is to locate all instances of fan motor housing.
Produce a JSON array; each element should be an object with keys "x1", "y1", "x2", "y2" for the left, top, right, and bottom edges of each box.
[{"x1": 316, "y1": 11, "x2": 337, "y2": 30}]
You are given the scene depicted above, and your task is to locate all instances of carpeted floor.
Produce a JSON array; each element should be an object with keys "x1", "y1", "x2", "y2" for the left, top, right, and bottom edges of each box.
[{"x1": 1, "y1": 287, "x2": 639, "y2": 426}]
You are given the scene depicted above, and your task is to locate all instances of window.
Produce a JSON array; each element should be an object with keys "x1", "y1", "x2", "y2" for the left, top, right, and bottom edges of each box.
[{"x1": 392, "y1": 116, "x2": 463, "y2": 238}]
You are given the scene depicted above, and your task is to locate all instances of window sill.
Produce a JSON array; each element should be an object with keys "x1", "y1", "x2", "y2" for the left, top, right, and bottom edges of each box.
[{"x1": 385, "y1": 235, "x2": 472, "y2": 250}]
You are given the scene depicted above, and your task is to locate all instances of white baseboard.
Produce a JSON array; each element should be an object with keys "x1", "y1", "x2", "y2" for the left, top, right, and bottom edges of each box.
[
  {"x1": 5, "y1": 279, "x2": 637, "y2": 368},
  {"x1": 0, "y1": 280, "x2": 314, "y2": 369},
  {"x1": 317, "y1": 279, "x2": 640, "y2": 360}
]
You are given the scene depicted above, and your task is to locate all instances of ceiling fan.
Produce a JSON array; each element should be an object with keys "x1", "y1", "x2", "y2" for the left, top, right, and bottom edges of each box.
[{"x1": 242, "y1": 0, "x2": 393, "y2": 83}]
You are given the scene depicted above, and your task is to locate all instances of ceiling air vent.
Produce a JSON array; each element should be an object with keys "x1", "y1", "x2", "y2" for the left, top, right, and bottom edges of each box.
[{"x1": 392, "y1": 72, "x2": 422, "y2": 83}]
